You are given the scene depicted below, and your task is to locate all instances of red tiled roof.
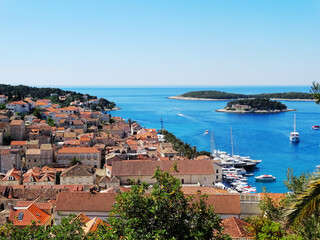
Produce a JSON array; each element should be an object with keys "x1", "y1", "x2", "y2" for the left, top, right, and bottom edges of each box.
[
  {"x1": 196, "y1": 194, "x2": 241, "y2": 215},
  {"x1": 55, "y1": 192, "x2": 117, "y2": 212},
  {"x1": 222, "y1": 217, "x2": 253, "y2": 239},
  {"x1": 57, "y1": 147, "x2": 100, "y2": 154},
  {"x1": 112, "y1": 160, "x2": 215, "y2": 176},
  {"x1": 10, "y1": 120, "x2": 24, "y2": 126},
  {"x1": 9, "y1": 203, "x2": 51, "y2": 226},
  {"x1": 7, "y1": 101, "x2": 28, "y2": 106}
]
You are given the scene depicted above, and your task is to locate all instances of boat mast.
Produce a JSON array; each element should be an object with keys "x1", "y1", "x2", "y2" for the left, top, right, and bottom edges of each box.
[
  {"x1": 230, "y1": 127, "x2": 234, "y2": 156},
  {"x1": 210, "y1": 131, "x2": 214, "y2": 155},
  {"x1": 294, "y1": 114, "x2": 296, "y2": 132}
]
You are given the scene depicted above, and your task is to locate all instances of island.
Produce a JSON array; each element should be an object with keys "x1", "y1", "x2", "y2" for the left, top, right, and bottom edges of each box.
[
  {"x1": 216, "y1": 98, "x2": 295, "y2": 113},
  {"x1": 169, "y1": 90, "x2": 314, "y2": 101}
]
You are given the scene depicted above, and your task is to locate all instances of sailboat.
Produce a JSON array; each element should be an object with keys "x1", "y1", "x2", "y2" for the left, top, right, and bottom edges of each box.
[{"x1": 290, "y1": 114, "x2": 300, "y2": 142}]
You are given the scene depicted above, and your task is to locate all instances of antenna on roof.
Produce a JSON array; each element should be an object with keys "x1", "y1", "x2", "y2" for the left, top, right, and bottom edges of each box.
[{"x1": 160, "y1": 117, "x2": 164, "y2": 131}]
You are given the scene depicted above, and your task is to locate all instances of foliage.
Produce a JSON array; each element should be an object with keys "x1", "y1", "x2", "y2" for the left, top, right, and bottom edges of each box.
[
  {"x1": 286, "y1": 179, "x2": 320, "y2": 226},
  {"x1": 50, "y1": 215, "x2": 85, "y2": 240},
  {"x1": 90, "y1": 98, "x2": 116, "y2": 111},
  {"x1": 91, "y1": 166, "x2": 229, "y2": 240},
  {"x1": 162, "y1": 130, "x2": 198, "y2": 159},
  {"x1": 3, "y1": 134, "x2": 14, "y2": 145},
  {"x1": 0, "y1": 215, "x2": 84, "y2": 240},
  {"x1": 47, "y1": 117, "x2": 55, "y2": 127},
  {"x1": 70, "y1": 157, "x2": 82, "y2": 166},
  {"x1": 259, "y1": 190, "x2": 286, "y2": 222},
  {"x1": 0, "y1": 84, "x2": 115, "y2": 109},
  {"x1": 109, "y1": 117, "x2": 116, "y2": 124},
  {"x1": 181, "y1": 90, "x2": 313, "y2": 100},
  {"x1": 197, "y1": 150, "x2": 212, "y2": 156},
  {"x1": 246, "y1": 216, "x2": 287, "y2": 240},
  {"x1": 311, "y1": 81, "x2": 320, "y2": 104},
  {"x1": 284, "y1": 168, "x2": 313, "y2": 194},
  {"x1": 0, "y1": 104, "x2": 5, "y2": 110},
  {"x1": 226, "y1": 98, "x2": 287, "y2": 111},
  {"x1": 32, "y1": 108, "x2": 42, "y2": 119}
]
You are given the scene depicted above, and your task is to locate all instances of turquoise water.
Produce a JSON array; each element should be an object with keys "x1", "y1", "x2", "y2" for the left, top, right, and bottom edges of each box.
[{"x1": 62, "y1": 86, "x2": 320, "y2": 193}]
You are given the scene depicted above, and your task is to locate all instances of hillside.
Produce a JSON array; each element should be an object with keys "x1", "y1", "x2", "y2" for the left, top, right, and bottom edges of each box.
[
  {"x1": 0, "y1": 84, "x2": 116, "y2": 110},
  {"x1": 177, "y1": 90, "x2": 313, "y2": 100}
]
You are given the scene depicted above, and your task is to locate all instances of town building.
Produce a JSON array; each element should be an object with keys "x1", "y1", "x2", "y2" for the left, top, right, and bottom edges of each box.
[
  {"x1": 111, "y1": 160, "x2": 219, "y2": 186},
  {"x1": 54, "y1": 192, "x2": 117, "y2": 223},
  {"x1": 10, "y1": 120, "x2": 26, "y2": 141},
  {"x1": 5, "y1": 101, "x2": 30, "y2": 113},
  {"x1": 56, "y1": 147, "x2": 101, "y2": 168},
  {"x1": 0, "y1": 149, "x2": 21, "y2": 172},
  {"x1": 60, "y1": 164, "x2": 95, "y2": 185},
  {"x1": 8, "y1": 201, "x2": 54, "y2": 227}
]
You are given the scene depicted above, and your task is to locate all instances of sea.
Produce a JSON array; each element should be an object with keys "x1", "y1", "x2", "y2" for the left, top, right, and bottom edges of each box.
[{"x1": 61, "y1": 85, "x2": 320, "y2": 193}]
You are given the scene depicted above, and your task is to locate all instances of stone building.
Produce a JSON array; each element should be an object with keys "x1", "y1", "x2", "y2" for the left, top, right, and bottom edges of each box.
[
  {"x1": 10, "y1": 120, "x2": 25, "y2": 141},
  {"x1": 56, "y1": 147, "x2": 101, "y2": 168},
  {"x1": 60, "y1": 164, "x2": 95, "y2": 185}
]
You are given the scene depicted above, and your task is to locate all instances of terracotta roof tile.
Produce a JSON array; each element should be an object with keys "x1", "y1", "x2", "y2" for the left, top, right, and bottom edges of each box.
[
  {"x1": 57, "y1": 147, "x2": 100, "y2": 154},
  {"x1": 10, "y1": 120, "x2": 24, "y2": 126},
  {"x1": 112, "y1": 160, "x2": 215, "y2": 176},
  {"x1": 222, "y1": 216, "x2": 253, "y2": 238},
  {"x1": 55, "y1": 192, "x2": 117, "y2": 212}
]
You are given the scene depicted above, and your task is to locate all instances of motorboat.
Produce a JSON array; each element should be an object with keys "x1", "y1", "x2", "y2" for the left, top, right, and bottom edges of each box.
[
  {"x1": 245, "y1": 173, "x2": 254, "y2": 177},
  {"x1": 203, "y1": 130, "x2": 209, "y2": 135},
  {"x1": 177, "y1": 113, "x2": 184, "y2": 117},
  {"x1": 290, "y1": 114, "x2": 300, "y2": 142},
  {"x1": 255, "y1": 175, "x2": 276, "y2": 181},
  {"x1": 312, "y1": 125, "x2": 320, "y2": 130}
]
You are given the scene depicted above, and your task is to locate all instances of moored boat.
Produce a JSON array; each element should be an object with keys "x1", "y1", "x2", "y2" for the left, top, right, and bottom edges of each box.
[
  {"x1": 290, "y1": 114, "x2": 300, "y2": 142},
  {"x1": 255, "y1": 175, "x2": 276, "y2": 181},
  {"x1": 312, "y1": 125, "x2": 320, "y2": 130}
]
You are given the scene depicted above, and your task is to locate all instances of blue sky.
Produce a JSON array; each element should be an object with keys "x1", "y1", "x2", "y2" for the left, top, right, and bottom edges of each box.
[{"x1": 0, "y1": 0, "x2": 319, "y2": 86}]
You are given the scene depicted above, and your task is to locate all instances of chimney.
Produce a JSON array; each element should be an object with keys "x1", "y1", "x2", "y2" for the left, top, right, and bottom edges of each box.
[{"x1": 8, "y1": 203, "x2": 15, "y2": 211}]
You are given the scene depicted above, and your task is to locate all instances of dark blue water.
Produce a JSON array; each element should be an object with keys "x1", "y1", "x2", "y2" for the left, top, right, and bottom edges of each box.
[{"x1": 61, "y1": 86, "x2": 320, "y2": 193}]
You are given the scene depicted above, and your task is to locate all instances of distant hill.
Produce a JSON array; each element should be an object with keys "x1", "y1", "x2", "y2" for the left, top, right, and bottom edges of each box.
[
  {"x1": 178, "y1": 90, "x2": 313, "y2": 100},
  {"x1": 0, "y1": 84, "x2": 116, "y2": 110}
]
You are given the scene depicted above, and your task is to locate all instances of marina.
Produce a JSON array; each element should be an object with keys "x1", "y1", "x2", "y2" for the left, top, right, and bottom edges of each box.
[{"x1": 66, "y1": 86, "x2": 320, "y2": 193}]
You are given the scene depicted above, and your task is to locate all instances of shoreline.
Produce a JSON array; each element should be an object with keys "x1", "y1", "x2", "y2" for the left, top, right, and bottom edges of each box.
[
  {"x1": 216, "y1": 108, "x2": 296, "y2": 114},
  {"x1": 168, "y1": 96, "x2": 315, "y2": 102}
]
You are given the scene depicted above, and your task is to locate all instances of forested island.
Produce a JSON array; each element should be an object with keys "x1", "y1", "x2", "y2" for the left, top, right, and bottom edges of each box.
[
  {"x1": 169, "y1": 90, "x2": 314, "y2": 101},
  {"x1": 0, "y1": 84, "x2": 117, "y2": 111},
  {"x1": 217, "y1": 98, "x2": 294, "y2": 113}
]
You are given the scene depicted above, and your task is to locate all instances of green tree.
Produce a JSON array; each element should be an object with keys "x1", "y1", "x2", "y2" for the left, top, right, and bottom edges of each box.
[
  {"x1": 32, "y1": 108, "x2": 42, "y2": 119},
  {"x1": 259, "y1": 190, "x2": 286, "y2": 222},
  {"x1": 50, "y1": 215, "x2": 85, "y2": 240},
  {"x1": 311, "y1": 81, "x2": 320, "y2": 104},
  {"x1": 91, "y1": 166, "x2": 229, "y2": 240},
  {"x1": 246, "y1": 215, "x2": 302, "y2": 240},
  {"x1": 70, "y1": 157, "x2": 82, "y2": 166},
  {"x1": 3, "y1": 134, "x2": 14, "y2": 145},
  {"x1": 47, "y1": 117, "x2": 55, "y2": 127}
]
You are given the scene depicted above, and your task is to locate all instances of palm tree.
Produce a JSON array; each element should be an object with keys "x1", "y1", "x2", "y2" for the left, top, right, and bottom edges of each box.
[{"x1": 286, "y1": 179, "x2": 320, "y2": 225}]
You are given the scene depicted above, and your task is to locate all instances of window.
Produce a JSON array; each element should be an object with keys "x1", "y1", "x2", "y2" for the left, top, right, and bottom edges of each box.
[
  {"x1": 34, "y1": 159, "x2": 36, "y2": 162},
  {"x1": 18, "y1": 212, "x2": 24, "y2": 221},
  {"x1": 181, "y1": 179, "x2": 184, "y2": 184},
  {"x1": 216, "y1": 169, "x2": 219, "y2": 174},
  {"x1": 216, "y1": 176, "x2": 219, "y2": 180}
]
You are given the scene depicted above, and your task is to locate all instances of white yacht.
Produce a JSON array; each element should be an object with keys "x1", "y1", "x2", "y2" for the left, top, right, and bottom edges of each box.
[
  {"x1": 290, "y1": 114, "x2": 300, "y2": 142},
  {"x1": 255, "y1": 175, "x2": 276, "y2": 181}
]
